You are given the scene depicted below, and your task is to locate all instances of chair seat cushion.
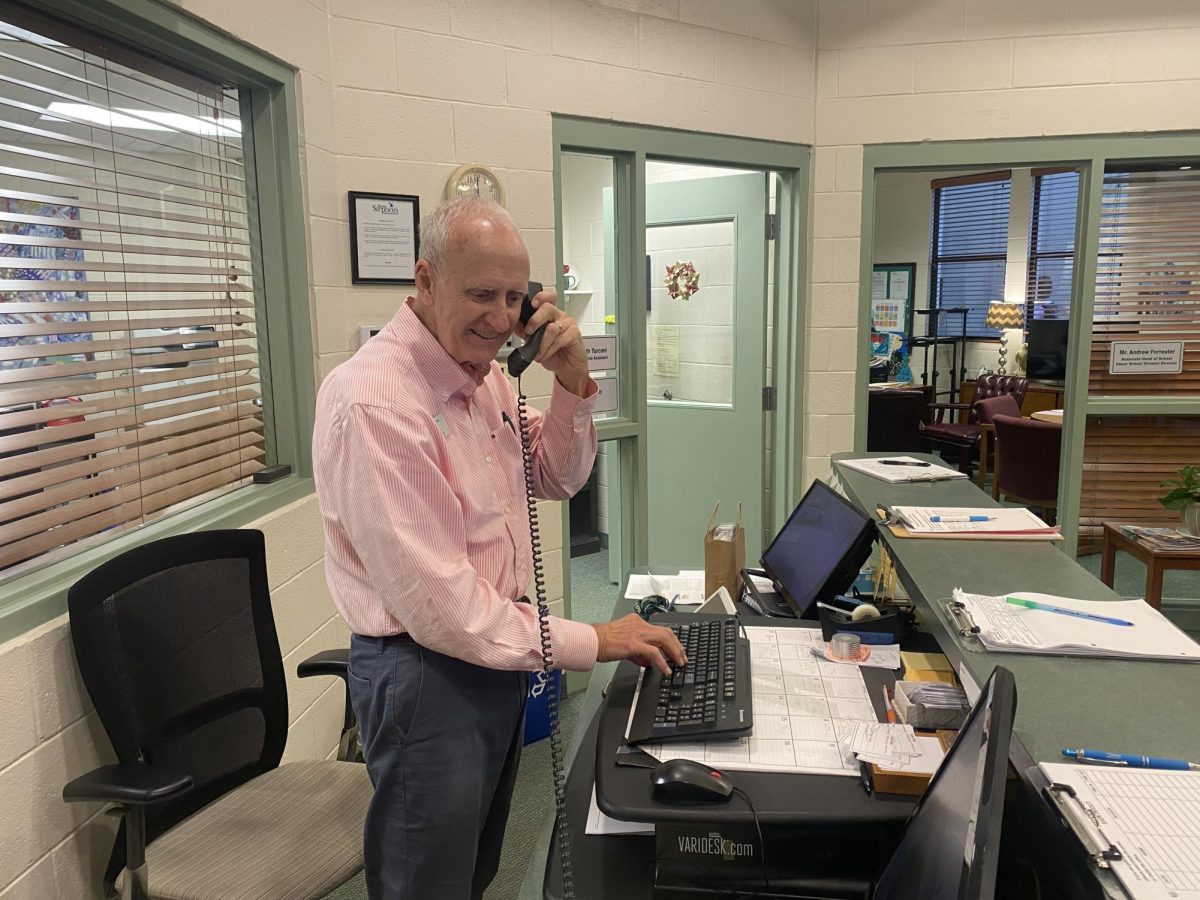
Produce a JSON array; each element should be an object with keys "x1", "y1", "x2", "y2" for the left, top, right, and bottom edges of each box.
[
  {"x1": 920, "y1": 421, "x2": 979, "y2": 445},
  {"x1": 143, "y1": 761, "x2": 371, "y2": 900}
]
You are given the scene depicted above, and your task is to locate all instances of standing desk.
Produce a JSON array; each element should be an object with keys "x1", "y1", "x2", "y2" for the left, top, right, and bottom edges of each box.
[{"x1": 831, "y1": 451, "x2": 1200, "y2": 899}]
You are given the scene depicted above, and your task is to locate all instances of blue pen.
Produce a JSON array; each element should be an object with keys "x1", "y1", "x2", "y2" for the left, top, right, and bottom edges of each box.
[
  {"x1": 931, "y1": 515, "x2": 993, "y2": 523},
  {"x1": 1062, "y1": 748, "x2": 1200, "y2": 771},
  {"x1": 1006, "y1": 596, "x2": 1134, "y2": 626}
]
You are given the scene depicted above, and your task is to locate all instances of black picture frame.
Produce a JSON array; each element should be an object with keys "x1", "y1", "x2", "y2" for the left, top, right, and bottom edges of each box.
[{"x1": 348, "y1": 191, "x2": 420, "y2": 284}]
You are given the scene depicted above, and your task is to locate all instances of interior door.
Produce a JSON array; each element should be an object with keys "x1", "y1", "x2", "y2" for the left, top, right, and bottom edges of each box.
[{"x1": 645, "y1": 173, "x2": 768, "y2": 567}]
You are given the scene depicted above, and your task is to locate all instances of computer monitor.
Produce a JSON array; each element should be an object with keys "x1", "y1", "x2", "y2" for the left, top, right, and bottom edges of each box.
[
  {"x1": 1026, "y1": 319, "x2": 1069, "y2": 381},
  {"x1": 759, "y1": 480, "x2": 876, "y2": 620},
  {"x1": 873, "y1": 666, "x2": 1017, "y2": 900}
]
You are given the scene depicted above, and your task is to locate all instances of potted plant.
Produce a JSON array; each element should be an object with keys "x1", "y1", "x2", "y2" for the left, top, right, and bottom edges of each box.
[{"x1": 1160, "y1": 464, "x2": 1200, "y2": 536}]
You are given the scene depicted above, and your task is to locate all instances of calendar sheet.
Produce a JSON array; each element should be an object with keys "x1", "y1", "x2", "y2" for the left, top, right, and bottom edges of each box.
[{"x1": 640, "y1": 625, "x2": 880, "y2": 776}]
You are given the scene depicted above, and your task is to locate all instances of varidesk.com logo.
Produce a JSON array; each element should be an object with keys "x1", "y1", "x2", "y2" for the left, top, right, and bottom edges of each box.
[
  {"x1": 676, "y1": 832, "x2": 754, "y2": 861},
  {"x1": 371, "y1": 202, "x2": 399, "y2": 215}
]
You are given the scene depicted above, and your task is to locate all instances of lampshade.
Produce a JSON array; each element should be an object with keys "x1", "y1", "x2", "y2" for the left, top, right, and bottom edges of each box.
[{"x1": 985, "y1": 301, "x2": 1024, "y2": 330}]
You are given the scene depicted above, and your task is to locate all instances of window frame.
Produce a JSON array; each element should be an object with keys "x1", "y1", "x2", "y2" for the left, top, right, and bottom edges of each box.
[
  {"x1": 928, "y1": 170, "x2": 1012, "y2": 339},
  {"x1": 0, "y1": 0, "x2": 314, "y2": 643}
]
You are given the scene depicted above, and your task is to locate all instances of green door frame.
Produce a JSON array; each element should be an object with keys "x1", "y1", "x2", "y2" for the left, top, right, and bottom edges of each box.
[
  {"x1": 552, "y1": 116, "x2": 810, "y2": 617},
  {"x1": 855, "y1": 134, "x2": 1200, "y2": 555}
]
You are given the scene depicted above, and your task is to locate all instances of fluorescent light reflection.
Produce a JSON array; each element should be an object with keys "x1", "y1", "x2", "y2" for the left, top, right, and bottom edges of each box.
[{"x1": 41, "y1": 101, "x2": 241, "y2": 137}]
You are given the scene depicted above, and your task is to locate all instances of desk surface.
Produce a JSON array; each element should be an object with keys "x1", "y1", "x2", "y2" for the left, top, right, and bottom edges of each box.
[{"x1": 832, "y1": 451, "x2": 1200, "y2": 771}]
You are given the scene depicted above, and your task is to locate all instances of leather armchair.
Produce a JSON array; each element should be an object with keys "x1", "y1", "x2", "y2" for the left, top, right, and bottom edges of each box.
[
  {"x1": 992, "y1": 413, "x2": 1063, "y2": 518},
  {"x1": 922, "y1": 375, "x2": 1029, "y2": 474}
]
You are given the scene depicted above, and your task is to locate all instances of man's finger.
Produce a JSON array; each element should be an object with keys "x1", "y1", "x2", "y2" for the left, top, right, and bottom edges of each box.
[{"x1": 646, "y1": 627, "x2": 687, "y2": 665}]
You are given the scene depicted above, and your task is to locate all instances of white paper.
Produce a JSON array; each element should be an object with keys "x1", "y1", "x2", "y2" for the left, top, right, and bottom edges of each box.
[
  {"x1": 838, "y1": 456, "x2": 967, "y2": 484},
  {"x1": 871, "y1": 271, "x2": 888, "y2": 302},
  {"x1": 953, "y1": 589, "x2": 1200, "y2": 661},
  {"x1": 640, "y1": 625, "x2": 883, "y2": 777},
  {"x1": 353, "y1": 195, "x2": 416, "y2": 280},
  {"x1": 889, "y1": 270, "x2": 910, "y2": 302},
  {"x1": 813, "y1": 643, "x2": 903, "y2": 671},
  {"x1": 624, "y1": 571, "x2": 706, "y2": 605},
  {"x1": 892, "y1": 505, "x2": 1056, "y2": 535},
  {"x1": 866, "y1": 735, "x2": 945, "y2": 775},
  {"x1": 585, "y1": 787, "x2": 654, "y2": 836},
  {"x1": 1039, "y1": 764, "x2": 1200, "y2": 900}
]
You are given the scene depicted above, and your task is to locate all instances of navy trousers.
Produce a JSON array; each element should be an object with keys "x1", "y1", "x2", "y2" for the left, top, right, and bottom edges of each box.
[{"x1": 347, "y1": 634, "x2": 528, "y2": 900}]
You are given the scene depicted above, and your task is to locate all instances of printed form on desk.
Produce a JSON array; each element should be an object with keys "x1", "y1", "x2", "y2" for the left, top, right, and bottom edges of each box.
[
  {"x1": 1039, "y1": 764, "x2": 1200, "y2": 900},
  {"x1": 638, "y1": 626, "x2": 892, "y2": 777},
  {"x1": 625, "y1": 571, "x2": 706, "y2": 605}
]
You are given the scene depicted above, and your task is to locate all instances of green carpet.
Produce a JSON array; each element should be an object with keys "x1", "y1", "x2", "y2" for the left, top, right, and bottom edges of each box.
[{"x1": 321, "y1": 549, "x2": 616, "y2": 900}]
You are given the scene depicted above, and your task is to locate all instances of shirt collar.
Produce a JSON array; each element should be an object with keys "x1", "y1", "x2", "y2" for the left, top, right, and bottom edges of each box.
[{"x1": 394, "y1": 299, "x2": 484, "y2": 400}]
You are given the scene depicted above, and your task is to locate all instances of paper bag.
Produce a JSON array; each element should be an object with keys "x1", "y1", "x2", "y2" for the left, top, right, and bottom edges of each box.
[{"x1": 704, "y1": 501, "x2": 745, "y2": 600}]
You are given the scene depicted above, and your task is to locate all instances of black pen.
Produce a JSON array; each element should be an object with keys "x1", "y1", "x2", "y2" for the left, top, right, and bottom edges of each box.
[
  {"x1": 501, "y1": 411, "x2": 516, "y2": 434},
  {"x1": 859, "y1": 760, "x2": 873, "y2": 795},
  {"x1": 879, "y1": 460, "x2": 930, "y2": 467}
]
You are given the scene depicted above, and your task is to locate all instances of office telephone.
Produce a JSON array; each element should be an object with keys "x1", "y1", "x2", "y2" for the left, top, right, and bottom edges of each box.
[{"x1": 510, "y1": 279, "x2": 576, "y2": 898}]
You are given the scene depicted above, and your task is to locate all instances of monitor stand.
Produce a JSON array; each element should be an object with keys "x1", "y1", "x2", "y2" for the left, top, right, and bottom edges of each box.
[{"x1": 741, "y1": 568, "x2": 799, "y2": 619}]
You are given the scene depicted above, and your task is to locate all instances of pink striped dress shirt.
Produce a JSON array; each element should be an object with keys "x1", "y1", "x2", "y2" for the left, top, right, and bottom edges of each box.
[{"x1": 313, "y1": 300, "x2": 600, "y2": 672}]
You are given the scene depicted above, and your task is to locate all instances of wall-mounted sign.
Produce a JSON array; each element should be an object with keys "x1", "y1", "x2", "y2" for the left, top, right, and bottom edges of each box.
[
  {"x1": 1108, "y1": 340, "x2": 1184, "y2": 375},
  {"x1": 349, "y1": 191, "x2": 419, "y2": 284},
  {"x1": 593, "y1": 376, "x2": 618, "y2": 413},
  {"x1": 583, "y1": 335, "x2": 617, "y2": 372}
]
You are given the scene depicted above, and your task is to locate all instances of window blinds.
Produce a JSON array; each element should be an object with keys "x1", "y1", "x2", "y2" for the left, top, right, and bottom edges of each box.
[
  {"x1": 0, "y1": 16, "x2": 262, "y2": 574},
  {"x1": 1092, "y1": 164, "x2": 1200, "y2": 395},
  {"x1": 929, "y1": 172, "x2": 1011, "y2": 338},
  {"x1": 1025, "y1": 168, "x2": 1079, "y2": 323}
]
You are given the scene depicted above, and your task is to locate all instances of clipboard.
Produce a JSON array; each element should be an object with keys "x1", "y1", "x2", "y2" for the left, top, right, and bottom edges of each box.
[
  {"x1": 875, "y1": 507, "x2": 1063, "y2": 541},
  {"x1": 1043, "y1": 781, "x2": 1124, "y2": 868}
]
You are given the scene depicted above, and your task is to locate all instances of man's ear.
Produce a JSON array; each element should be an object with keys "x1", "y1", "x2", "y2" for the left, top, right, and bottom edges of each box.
[{"x1": 414, "y1": 260, "x2": 435, "y2": 305}]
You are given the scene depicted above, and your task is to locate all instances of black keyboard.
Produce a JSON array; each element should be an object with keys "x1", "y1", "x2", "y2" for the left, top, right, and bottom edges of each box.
[{"x1": 626, "y1": 613, "x2": 753, "y2": 745}]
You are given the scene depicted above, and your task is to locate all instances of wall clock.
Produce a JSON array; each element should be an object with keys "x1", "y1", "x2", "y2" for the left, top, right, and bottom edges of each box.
[{"x1": 445, "y1": 163, "x2": 505, "y2": 206}]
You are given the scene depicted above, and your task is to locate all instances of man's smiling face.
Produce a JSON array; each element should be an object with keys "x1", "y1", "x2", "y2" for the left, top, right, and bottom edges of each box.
[{"x1": 413, "y1": 213, "x2": 530, "y2": 372}]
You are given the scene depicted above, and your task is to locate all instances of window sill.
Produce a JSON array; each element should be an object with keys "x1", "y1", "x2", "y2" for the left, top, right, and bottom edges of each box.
[{"x1": 0, "y1": 476, "x2": 315, "y2": 646}]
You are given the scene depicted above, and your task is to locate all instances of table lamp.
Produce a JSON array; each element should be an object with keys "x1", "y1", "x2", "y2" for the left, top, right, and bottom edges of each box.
[{"x1": 985, "y1": 302, "x2": 1024, "y2": 375}]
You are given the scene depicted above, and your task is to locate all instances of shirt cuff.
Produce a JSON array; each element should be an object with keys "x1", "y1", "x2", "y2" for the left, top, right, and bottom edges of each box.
[
  {"x1": 549, "y1": 376, "x2": 598, "y2": 426},
  {"x1": 551, "y1": 616, "x2": 599, "y2": 671}
]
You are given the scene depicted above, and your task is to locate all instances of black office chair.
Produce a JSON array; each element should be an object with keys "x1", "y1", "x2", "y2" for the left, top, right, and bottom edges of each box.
[{"x1": 62, "y1": 529, "x2": 370, "y2": 900}]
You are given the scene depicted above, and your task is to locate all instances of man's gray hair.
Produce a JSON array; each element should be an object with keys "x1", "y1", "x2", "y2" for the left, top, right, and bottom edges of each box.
[{"x1": 419, "y1": 197, "x2": 519, "y2": 274}]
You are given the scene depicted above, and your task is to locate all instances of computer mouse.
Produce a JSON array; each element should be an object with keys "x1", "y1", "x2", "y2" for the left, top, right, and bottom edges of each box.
[{"x1": 650, "y1": 758, "x2": 734, "y2": 803}]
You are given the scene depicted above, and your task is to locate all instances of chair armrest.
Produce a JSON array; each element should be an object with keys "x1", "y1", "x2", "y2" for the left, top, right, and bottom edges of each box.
[
  {"x1": 63, "y1": 764, "x2": 193, "y2": 806},
  {"x1": 297, "y1": 647, "x2": 349, "y2": 680},
  {"x1": 927, "y1": 401, "x2": 972, "y2": 424}
]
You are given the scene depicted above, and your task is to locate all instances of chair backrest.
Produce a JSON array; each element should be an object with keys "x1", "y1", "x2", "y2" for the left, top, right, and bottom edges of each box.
[
  {"x1": 992, "y1": 414, "x2": 1063, "y2": 504},
  {"x1": 973, "y1": 393, "x2": 1021, "y2": 426},
  {"x1": 67, "y1": 529, "x2": 287, "y2": 886},
  {"x1": 867, "y1": 389, "x2": 926, "y2": 452},
  {"x1": 975, "y1": 374, "x2": 1028, "y2": 408}
]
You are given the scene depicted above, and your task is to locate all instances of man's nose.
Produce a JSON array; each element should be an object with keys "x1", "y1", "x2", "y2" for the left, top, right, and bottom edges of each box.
[{"x1": 485, "y1": 298, "x2": 512, "y2": 333}]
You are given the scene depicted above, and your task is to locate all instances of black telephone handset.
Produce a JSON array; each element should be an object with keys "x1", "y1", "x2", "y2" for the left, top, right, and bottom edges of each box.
[
  {"x1": 507, "y1": 280, "x2": 545, "y2": 378},
  {"x1": 509, "y1": 278, "x2": 576, "y2": 897}
]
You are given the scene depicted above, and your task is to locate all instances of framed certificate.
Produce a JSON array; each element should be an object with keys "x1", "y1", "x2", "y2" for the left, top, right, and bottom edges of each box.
[{"x1": 348, "y1": 191, "x2": 420, "y2": 284}]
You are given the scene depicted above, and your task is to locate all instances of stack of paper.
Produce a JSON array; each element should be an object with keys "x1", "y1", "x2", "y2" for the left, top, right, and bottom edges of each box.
[
  {"x1": 838, "y1": 456, "x2": 967, "y2": 484},
  {"x1": 849, "y1": 722, "x2": 920, "y2": 768},
  {"x1": 951, "y1": 589, "x2": 1200, "y2": 661},
  {"x1": 900, "y1": 682, "x2": 969, "y2": 710},
  {"x1": 891, "y1": 506, "x2": 1057, "y2": 535},
  {"x1": 1121, "y1": 525, "x2": 1200, "y2": 552},
  {"x1": 624, "y1": 570, "x2": 705, "y2": 605}
]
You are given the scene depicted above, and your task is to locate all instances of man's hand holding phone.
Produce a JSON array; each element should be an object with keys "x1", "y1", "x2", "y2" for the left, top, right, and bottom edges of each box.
[{"x1": 512, "y1": 285, "x2": 590, "y2": 398}]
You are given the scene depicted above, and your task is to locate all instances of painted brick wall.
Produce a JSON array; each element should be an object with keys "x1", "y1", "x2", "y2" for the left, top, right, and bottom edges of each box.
[{"x1": 805, "y1": 0, "x2": 1200, "y2": 484}]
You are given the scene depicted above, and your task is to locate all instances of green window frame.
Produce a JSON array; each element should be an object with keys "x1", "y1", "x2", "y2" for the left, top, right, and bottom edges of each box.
[{"x1": 0, "y1": 0, "x2": 314, "y2": 643}]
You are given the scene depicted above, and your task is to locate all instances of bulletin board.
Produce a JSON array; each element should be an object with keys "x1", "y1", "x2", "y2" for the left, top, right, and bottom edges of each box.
[{"x1": 869, "y1": 262, "x2": 916, "y2": 384}]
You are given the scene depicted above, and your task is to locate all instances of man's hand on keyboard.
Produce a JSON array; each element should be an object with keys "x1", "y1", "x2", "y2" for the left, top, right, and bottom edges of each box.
[{"x1": 593, "y1": 614, "x2": 687, "y2": 676}]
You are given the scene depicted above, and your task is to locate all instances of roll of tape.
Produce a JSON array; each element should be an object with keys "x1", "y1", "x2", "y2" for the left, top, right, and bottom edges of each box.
[{"x1": 851, "y1": 603, "x2": 881, "y2": 622}]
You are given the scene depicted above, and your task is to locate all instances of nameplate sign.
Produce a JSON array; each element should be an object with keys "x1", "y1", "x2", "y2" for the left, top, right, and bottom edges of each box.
[
  {"x1": 1108, "y1": 340, "x2": 1183, "y2": 375},
  {"x1": 583, "y1": 335, "x2": 617, "y2": 372},
  {"x1": 593, "y1": 376, "x2": 618, "y2": 413}
]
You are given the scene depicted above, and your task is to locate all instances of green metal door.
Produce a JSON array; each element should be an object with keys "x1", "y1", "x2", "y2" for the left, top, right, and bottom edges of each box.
[{"x1": 645, "y1": 173, "x2": 768, "y2": 567}]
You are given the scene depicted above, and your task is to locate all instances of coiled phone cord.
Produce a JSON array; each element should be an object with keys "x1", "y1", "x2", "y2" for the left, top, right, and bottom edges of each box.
[{"x1": 516, "y1": 383, "x2": 576, "y2": 899}]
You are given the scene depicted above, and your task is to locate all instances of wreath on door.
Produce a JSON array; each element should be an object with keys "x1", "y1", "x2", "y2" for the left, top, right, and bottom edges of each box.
[{"x1": 663, "y1": 260, "x2": 700, "y2": 301}]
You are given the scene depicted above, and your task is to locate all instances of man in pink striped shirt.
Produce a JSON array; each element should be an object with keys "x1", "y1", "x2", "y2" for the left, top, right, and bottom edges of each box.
[{"x1": 313, "y1": 198, "x2": 684, "y2": 899}]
